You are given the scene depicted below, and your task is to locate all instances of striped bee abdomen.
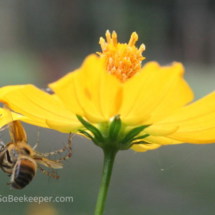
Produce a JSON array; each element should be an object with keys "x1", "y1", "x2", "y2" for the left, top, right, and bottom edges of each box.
[{"x1": 11, "y1": 157, "x2": 37, "y2": 189}]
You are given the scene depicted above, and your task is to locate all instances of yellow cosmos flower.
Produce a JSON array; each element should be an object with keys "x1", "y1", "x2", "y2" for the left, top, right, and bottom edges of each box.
[
  {"x1": 0, "y1": 30, "x2": 215, "y2": 154},
  {"x1": 1, "y1": 30, "x2": 215, "y2": 215}
]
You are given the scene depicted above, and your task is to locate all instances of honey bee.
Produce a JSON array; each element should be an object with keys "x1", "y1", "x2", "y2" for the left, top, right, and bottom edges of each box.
[{"x1": 0, "y1": 104, "x2": 72, "y2": 189}]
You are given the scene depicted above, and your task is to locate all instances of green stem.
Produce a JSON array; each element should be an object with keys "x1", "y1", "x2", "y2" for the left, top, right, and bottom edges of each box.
[{"x1": 94, "y1": 149, "x2": 117, "y2": 215}]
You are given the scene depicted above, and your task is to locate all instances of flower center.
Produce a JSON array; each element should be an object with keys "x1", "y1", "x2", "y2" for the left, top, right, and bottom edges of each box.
[{"x1": 97, "y1": 30, "x2": 145, "y2": 82}]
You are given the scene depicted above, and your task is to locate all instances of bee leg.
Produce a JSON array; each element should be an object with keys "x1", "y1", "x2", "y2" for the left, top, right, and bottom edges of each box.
[
  {"x1": 6, "y1": 182, "x2": 11, "y2": 186},
  {"x1": 37, "y1": 164, "x2": 59, "y2": 179},
  {"x1": 33, "y1": 127, "x2": 40, "y2": 150},
  {"x1": 56, "y1": 133, "x2": 72, "y2": 162}
]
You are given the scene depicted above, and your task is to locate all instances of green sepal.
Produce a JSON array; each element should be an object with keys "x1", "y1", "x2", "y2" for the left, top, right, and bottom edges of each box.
[
  {"x1": 132, "y1": 134, "x2": 149, "y2": 141},
  {"x1": 109, "y1": 115, "x2": 121, "y2": 141},
  {"x1": 132, "y1": 141, "x2": 149, "y2": 145},
  {"x1": 76, "y1": 115, "x2": 104, "y2": 143},
  {"x1": 121, "y1": 124, "x2": 150, "y2": 144},
  {"x1": 78, "y1": 130, "x2": 101, "y2": 146},
  {"x1": 78, "y1": 129, "x2": 95, "y2": 141}
]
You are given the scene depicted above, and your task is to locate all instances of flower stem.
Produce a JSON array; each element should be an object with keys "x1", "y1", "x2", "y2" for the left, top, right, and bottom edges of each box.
[{"x1": 94, "y1": 149, "x2": 117, "y2": 215}]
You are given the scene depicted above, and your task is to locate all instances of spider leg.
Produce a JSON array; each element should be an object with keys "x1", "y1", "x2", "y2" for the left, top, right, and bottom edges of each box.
[
  {"x1": 32, "y1": 127, "x2": 40, "y2": 150},
  {"x1": 55, "y1": 133, "x2": 72, "y2": 162},
  {"x1": 37, "y1": 164, "x2": 59, "y2": 179},
  {"x1": 35, "y1": 133, "x2": 73, "y2": 158}
]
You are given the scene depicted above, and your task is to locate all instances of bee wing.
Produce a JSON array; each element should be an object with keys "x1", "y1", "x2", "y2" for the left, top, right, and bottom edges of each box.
[
  {"x1": 3, "y1": 104, "x2": 27, "y2": 144},
  {"x1": 34, "y1": 157, "x2": 63, "y2": 169},
  {"x1": 3, "y1": 104, "x2": 16, "y2": 143},
  {"x1": 13, "y1": 121, "x2": 27, "y2": 143}
]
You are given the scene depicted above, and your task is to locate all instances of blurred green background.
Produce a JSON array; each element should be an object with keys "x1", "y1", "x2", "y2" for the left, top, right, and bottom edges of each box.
[{"x1": 0, "y1": 0, "x2": 215, "y2": 215}]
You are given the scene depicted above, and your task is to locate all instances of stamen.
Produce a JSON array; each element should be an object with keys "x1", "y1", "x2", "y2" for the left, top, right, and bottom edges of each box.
[
  {"x1": 105, "y1": 30, "x2": 111, "y2": 44},
  {"x1": 99, "y1": 37, "x2": 106, "y2": 51},
  {"x1": 128, "y1": 32, "x2": 138, "y2": 47},
  {"x1": 98, "y1": 31, "x2": 145, "y2": 82},
  {"x1": 112, "y1": 31, "x2": 118, "y2": 47},
  {"x1": 139, "y1": 44, "x2": 146, "y2": 53}
]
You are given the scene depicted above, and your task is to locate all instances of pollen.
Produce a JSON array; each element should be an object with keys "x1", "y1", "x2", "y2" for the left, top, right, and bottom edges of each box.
[{"x1": 97, "y1": 30, "x2": 145, "y2": 82}]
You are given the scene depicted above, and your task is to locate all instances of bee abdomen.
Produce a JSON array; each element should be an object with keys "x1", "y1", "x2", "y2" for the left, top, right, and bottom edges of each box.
[{"x1": 11, "y1": 157, "x2": 37, "y2": 189}]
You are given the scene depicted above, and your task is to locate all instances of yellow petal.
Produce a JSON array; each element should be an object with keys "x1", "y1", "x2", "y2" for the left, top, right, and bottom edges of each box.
[
  {"x1": 157, "y1": 91, "x2": 215, "y2": 127},
  {"x1": 131, "y1": 143, "x2": 161, "y2": 152},
  {"x1": 120, "y1": 62, "x2": 159, "y2": 122},
  {"x1": 135, "y1": 129, "x2": 182, "y2": 145},
  {"x1": 0, "y1": 85, "x2": 82, "y2": 129},
  {"x1": 21, "y1": 117, "x2": 50, "y2": 128},
  {"x1": 144, "y1": 135, "x2": 182, "y2": 145},
  {"x1": 50, "y1": 55, "x2": 122, "y2": 123},
  {"x1": 46, "y1": 119, "x2": 83, "y2": 133},
  {"x1": 0, "y1": 85, "x2": 24, "y2": 97},
  {"x1": 120, "y1": 62, "x2": 194, "y2": 125},
  {"x1": 0, "y1": 107, "x2": 49, "y2": 128},
  {"x1": 154, "y1": 91, "x2": 215, "y2": 143},
  {"x1": 96, "y1": 63, "x2": 122, "y2": 120},
  {"x1": 48, "y1": 70, "x2": 84, "y2": 116},
  {"x1": 144, "y1": 124, "x2": 179, "y2": 136},
  {"x1": 167, "y1": 128, "x2": 215, "y2": 144},
  {"x1": 49, "y1": 56, "x2": 104, "y2": 122},
  {"x1": 72, "y1": 57, "x2": 109, "y2": 122}
]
